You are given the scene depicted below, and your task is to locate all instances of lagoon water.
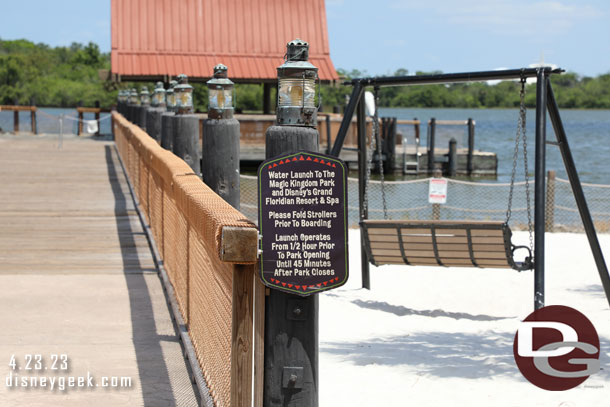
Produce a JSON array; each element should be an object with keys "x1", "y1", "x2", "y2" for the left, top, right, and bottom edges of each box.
[
  {"x1": 2, "y1": 107, "x2": 608, "y2": 184},
  {"x1": 381, "y1": 107, "x2": 610, "y2": 184},
  {"x1": 0, "y1": 107, "x2": 113, "y2": 139}
]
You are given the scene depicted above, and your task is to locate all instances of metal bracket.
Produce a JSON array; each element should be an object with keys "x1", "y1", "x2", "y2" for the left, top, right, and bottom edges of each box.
[
  {"x1": 257, "y1": 233, "x2": 263, "y2": 258},
  {"x1": 282, "y1": 366, "x2": 304, "y2": 389}
]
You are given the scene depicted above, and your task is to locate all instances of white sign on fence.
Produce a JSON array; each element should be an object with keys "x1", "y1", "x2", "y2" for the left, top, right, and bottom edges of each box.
[{"x1": 429, "y1": 178, "x2": 448, "y2": 204}]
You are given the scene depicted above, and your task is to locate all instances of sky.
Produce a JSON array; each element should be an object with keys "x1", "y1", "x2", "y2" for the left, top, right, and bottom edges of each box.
[{"x1": 2, "y1": 0, "x2": 609, "y2": 77}]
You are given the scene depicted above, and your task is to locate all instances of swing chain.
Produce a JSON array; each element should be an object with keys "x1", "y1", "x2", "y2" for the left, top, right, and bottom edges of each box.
[
  {"x1": 362, "y1": 98, "x2": 375, "y2": 220},
  {"x1": 373, "y1": 87, "x2": 389, "y2": 219},
  {"x1": 362, "y1": 87, "x2": 389, "y2": 220},
  {"x1": 522, "y1": 81, "x2": 534, "y2": 257},
  {"x1": 506, "y1": 75, "x2": 534, "y2": 258}
]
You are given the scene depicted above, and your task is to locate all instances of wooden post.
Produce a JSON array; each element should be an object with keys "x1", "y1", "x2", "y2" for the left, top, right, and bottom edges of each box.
[
  {"x1": 325, "y1": 115, "x2": 331, "y2": 154},
  {"x1": 201, "y1": 118, "x2": 240, "y2": 208},
  {"x1": 231, "y1": 264, "x2": 254, "y2": 407},
  {"x1": 173, "y1": 115, "x2": 201, "y2": 174},
  {"x1": 414, "y1": 117, "x2": 420, "y2": 143},
  {"x1": 78, "y1": 111, "x2": 83, "y2": 136},
  {"x1": 264, "y1": 125, "x2": 319, "y2": 407},
  {"x1": 263, "y1": 83, "x2": 272, "y2": 115},
  {"x1": 432, "y1": 204, "x2": 441, "y2": 220},
  {"x1": 448, "y1": 138, "x2": 457, "y2": 177},
  {"x1": 382, "y1": 117, "x2": 397, "y2": 173},
  {"x1": 13, "y1": 110, "x2": 19, "y2": 133},
  {"x1": 467, "y1": 118, "x2": 475, "y2": 175},
  {"x1": 428, "y1": 117, "x2": 436, "y2": 173},
  {"x1": 31, "y1": 109, "x2": 37, "y2": 134},
  {"x1": 545, "y1": 170, "x2": 556, "y2": 232},
  {"x1": 95, "y1": 101, "x2": 101, "y2": 136}
]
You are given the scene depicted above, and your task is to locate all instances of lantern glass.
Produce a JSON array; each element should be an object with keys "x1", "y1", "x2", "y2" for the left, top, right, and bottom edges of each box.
[
  {"x1": 208, "y1": 87, "x2": 233, "y2": 109},
  {"x1": 141, "y1": 94, "x2": 151, "y2": 105},
  {"x1": 176, "y1": 90, "x2": 193, "y2": 110},
  {"x1": 129, "y1": 91, "x2": 139, "y2": 105},
  {"x1": 152, "y1": 91, "x2": 165, "y2": 107},
  {"x1": 278, "y1": 77, "x2": 315, "y2": 108},
  {"x1": 166, "y1": 91, "x2": 176, "y2": 109}
]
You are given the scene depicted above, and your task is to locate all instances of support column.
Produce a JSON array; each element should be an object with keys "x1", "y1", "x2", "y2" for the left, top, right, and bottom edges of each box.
[
  {"x1": 357, "y1": 97, "x2": 370, "y2": 289},
  {"x1": 534, "y1": 69, "x2": 547, "y2": 310},
  {"x1": 173, "y1": 114, "x2": 201, "y2": 175},
  {"x1": 264, "y1": 126, "x2": 319, "y2": 407}
]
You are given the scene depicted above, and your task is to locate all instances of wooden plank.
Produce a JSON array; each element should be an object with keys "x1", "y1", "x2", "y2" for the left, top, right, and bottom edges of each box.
[
  {"x1": 470, "y1": 251, "x2": 509, "y2": 260},
  {"x1": 253, "y1": 276, "x2": 265, "y2": 407},
  {"x1": 370, "y1": 256, "x2": 406, "y2": 264},
  {"x1": 363, "y1": 219, "x2": 505, "y2": 226},
  {"x1": 437, "y1": 251, "x2": 475, "y2": 259},
  {"x1": 368, "y1": 234, "x2": 401, "y2": 243},
  {"x1": 0, "y1": 105, "x2": 36, "y2": 111},
  {"x1": 435, "y1": 235, "x2": 505, "y2": 244},
  {"x1": 367, "y1": 228, "x2": 404, "y2": 236},
  {"x1": 470, "y1": 229, "x2": 505, "y2": 237},
  {"x1": 475, "y1": 259, "x2": 512, "y2": 266},
  {"x1": 406, "y1": 257, "x2": 441, "y2": 265},
  {"x1": 220, "y1": 226, "x2": 258, "y2": 264},
  {"x1": 373, "y1": 248, "x2": 413, "y2": 256},
  {"x1": 370, "y1": 242, "x2": 401, "y2": 250},
  {"x1": 472, "y1": 243, "x2": 508, "y2": 252},
  {"x1": 231, "y1": 264, "x2": 254, "y2": 407}
]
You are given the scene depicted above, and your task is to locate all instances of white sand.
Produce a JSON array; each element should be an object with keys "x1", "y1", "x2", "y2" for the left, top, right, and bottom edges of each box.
[{"x1": 320, "y1": 230, "x2": 610, "y2": 406}]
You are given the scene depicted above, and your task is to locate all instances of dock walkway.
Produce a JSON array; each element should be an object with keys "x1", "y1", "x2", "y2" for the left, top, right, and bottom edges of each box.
[{"x1": 0, "y1": 134, "x2": 198, "y2": 406}]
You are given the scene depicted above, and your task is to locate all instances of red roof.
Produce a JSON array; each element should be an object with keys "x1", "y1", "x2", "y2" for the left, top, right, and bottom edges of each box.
[{"x1": 110, "y1": 0, "x2": 339, "y2": 82}]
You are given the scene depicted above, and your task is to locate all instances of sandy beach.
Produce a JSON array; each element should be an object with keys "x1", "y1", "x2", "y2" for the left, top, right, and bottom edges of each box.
[{"x1": 319, "y1": 230, "x2": 610, "y2": 406}]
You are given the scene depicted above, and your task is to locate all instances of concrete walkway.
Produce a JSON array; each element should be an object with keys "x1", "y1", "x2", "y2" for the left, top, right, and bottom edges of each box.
[{"x1": 0, "y1": 134, "x2": 198, "y2": 406}]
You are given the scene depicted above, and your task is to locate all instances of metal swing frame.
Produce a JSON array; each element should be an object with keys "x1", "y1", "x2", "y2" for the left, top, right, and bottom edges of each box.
[{"x1": 329, "y1": 67, "x2": 610, "y2": 310}]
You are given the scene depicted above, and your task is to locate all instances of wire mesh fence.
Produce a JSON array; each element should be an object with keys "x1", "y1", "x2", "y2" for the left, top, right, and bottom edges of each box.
[{"x1": 239, "y1": 174, "x2": 610, "y2": 233}]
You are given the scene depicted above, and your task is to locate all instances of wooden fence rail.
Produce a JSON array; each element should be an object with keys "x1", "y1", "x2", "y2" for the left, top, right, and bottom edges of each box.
[{"x1": 113, "y1": 112, "x2": 262, "y2": 407}]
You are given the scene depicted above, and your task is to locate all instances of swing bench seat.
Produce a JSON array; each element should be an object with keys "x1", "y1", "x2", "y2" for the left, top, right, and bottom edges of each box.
[{"x1": 360, "y1": 220, "x2": 533, "y2": 271}]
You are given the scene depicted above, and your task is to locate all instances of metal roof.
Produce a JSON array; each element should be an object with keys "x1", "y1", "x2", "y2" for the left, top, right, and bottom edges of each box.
[{"x1": 110, "y1": 0, "x2": 339, "y2": 82}]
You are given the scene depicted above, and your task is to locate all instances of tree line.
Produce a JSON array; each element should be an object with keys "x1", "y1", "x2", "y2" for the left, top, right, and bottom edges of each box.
[{"x1": 1, "y1": 39, "x2": 609, "y2": 110}]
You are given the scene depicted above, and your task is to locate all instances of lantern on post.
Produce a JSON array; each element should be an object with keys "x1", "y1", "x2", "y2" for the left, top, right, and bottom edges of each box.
[
  {"x1": 166, "y1": 80, "x2": 178, "y2": 112},
  {"x1": 276, "y1": 38, "x2": 319, "y2": 126},
  {"x1": 129, "y1": 88, "x2": 139, "y2": 105},
  {"x1": 151, "y1": 82, "x2": 166, "y2": 108},
  {"x1": 174, "y1": 74, "x2": 194, "y2": 114},
  {"x1": 140, "y1": 86, "x2": 151, "y2": 106},
  {"x1": 206, "y1": 64, "x2": 234, "y2": 119}
]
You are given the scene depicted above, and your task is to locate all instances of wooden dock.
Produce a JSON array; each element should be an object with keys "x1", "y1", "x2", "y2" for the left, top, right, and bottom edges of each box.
[
  {"x1": 238, "y1": 144, "x2": 498, "y2": 175},
  {"x1": 0, "y1": 134, "x2": 198, "y2": 406}
]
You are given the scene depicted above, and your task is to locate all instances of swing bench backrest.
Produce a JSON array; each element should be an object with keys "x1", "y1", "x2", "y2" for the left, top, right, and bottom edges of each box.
[{"x1": 360, "y1": 220, "x2": 533, "y2": 271}]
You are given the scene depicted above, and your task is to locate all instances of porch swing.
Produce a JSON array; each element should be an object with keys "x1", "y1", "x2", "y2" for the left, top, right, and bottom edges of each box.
[
  {"x1": 360, "y1": 79, "x2": 535, "y2": 271},
  {"x1": 330, "y1": 67, "x2": 610, "y2": 310}
]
